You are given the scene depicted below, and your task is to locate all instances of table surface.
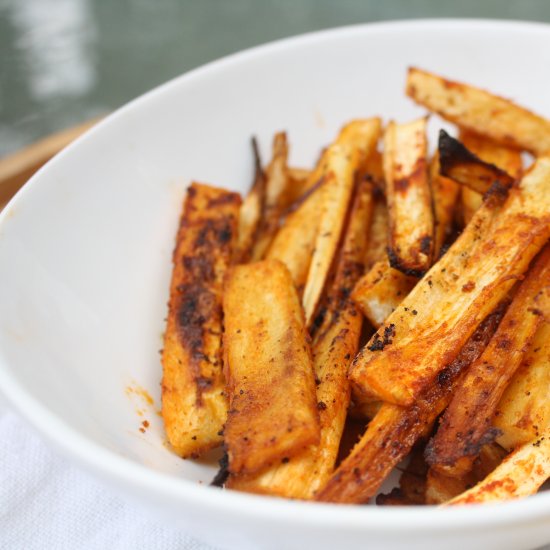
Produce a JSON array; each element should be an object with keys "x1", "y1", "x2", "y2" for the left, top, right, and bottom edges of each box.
[{"x1": 2, "y1": 0, "x2": 550, "y2": 157}]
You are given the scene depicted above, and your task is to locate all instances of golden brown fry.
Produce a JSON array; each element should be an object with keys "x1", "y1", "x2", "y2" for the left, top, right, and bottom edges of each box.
[
  {"x1": 448, "y1": 430, "x2": 550, "y2": 505},
  {"x1": 251, "y1": 132, "x2": 290, "y2": 260},
  {"x1": 426, "y1": 245, "x2": 550, "y2": 477},
  {"x1": 223, "y1": 260, "x2": 320, "y2": 475},
  {"x1": 303, "y1": 119, "x2": 381, "y2": 326},
  {"x1": 406, "y1": 67, "x2": 550, "y2": 156},
  {"x1": 438, "y1": 129, "x2": 516, "y2": 195},
  {"x1": 351, "y1": 260, "x2": 417, "y2": 328},
  {"x1": 384, "y1": 117, "x2": 434, "y2": 276},
  {"x1": 236, "y1": 138, "x2": 265, "y2": 263},
  {"x1": 430, "y1": 152, "x2": 460, "y2": 258},
  {"x1": 316, "y1": 306, "x2": 504, "y2": 504},
  {"x1": 228, "y1": 179, "x2": 372, "y2": 498},
  {"x1": 460, "y1": 130, "x2": 523, "y2": 223},
  {"x1": 494, "y1": 321, "x2": 550, "y2": 451},
  {"x1": 267, "y1": 119, "x2": 379, "y2": 292},
  {"x1": 161, "y1": 183, "x2": 241, "y2": 457},
  {"x1": 350, "y1": 157, "x2": 550, "y2": 407}
]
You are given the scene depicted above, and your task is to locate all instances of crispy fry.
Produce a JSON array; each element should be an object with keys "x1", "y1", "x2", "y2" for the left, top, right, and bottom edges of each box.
[
  {"x1": 406, "y1": 67, "x2": 550, "y2": 156},
  {"x1": 223, "y1": 260, "x2": 320, "y2": 475},
  {"x1": 350, "y1": 157, "x2": 550, "y2": 407},
  {"x1": 430, "y1": 152, "x2": 460, "y2": 257},
  {"x1": 351, "y1": 260, "x2": 417, "y2": 328},
  {"x1": 228, "y1": 179, "x2": 372, "y2": 498},
  {"x1": 459, "y1": 130, "x2": 523, "y2": 223},
  {"x1": 383, "y1": 117, "x2": 434, "y2": 276},
  {"x1": 438, "y1": 129, "x2": 516, "y2": 195},
  {"x1": 448, "y1": 429, "x2": 550, "y2": 505},
  {"x1": 426, "y1": 245, "x2": 550, "y2": 477},
  {"x1": 161, "y1": 183, "x2": 241, "y2": 457},
  {"x1": 316, "y1": 306, "x2": 504, "y2": 504},
  {"x1": 494, "y1": 321, "x2": 550, "y2": 451},
  {"x1": 251, "y1": 132, "x2": 290, "y2": 260},
  {"x1": 236, "y1": 138, "x2": 266, "y2": 263},
  {"x1": 302, "y1": 119, "x2": 381, "y2": 326},
  {"x1": 267, "y1": 119, "x2": 379, "y2": 292}
]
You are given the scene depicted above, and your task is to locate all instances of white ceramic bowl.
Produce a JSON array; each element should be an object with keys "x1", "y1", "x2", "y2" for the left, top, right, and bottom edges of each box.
[{"x1": 0, "y1": 19, "x2": 549, "y2": 550}]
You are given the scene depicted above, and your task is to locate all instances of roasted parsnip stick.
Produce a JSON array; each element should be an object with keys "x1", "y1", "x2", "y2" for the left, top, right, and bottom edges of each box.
[
  {"x1": 494, "y1": 320, "x2": 550, "y2": 451},
  {"x1": 223, "y1": 260, "x2": 320, "y2": 475},
  {"x1": 251, "y1": 132, "x2": 290, "y2": 260},
  {"x1": 162, "y1": 183, "x2": 241, "y2": 457},
  {"x1": 426, "y1": 245, "x2": 550, "y2": 477},
  {"x1": 383, "y1": 117, "x2": 434, "y2": 276},
  {"x1": 406, "y1": 67, "x2": 550, "y2": 155},
  {"x1": 236, "y1": 138, "x2": 266, "y2": 263},
  {"x1": 302, "y1": 118, "x2": 381, "y2": 326}
]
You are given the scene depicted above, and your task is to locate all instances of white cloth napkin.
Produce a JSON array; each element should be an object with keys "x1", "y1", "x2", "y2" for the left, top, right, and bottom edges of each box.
[{"x1": 0, "y1": 399, "x2": 217, "y2": 550}]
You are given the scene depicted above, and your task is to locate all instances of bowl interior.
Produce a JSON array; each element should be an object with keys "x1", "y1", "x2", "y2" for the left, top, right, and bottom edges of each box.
[{"x1": 0, "y1": 18, "x2": 549, "y2": 509}]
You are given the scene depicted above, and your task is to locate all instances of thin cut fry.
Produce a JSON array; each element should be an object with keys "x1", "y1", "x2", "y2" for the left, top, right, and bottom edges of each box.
[
  {"x1": 236, "y1": 138, "x2": 266, "y2": 262},
  {"x1": 315, "y1": 306, "x2": 504, "y2": 504},
  {"x1": 251, "y1": 132, "x2": 290, "y2": 260},
  {"x1": 267, "y1": 119, "x2": 379, "y2": 292},
  {"x1": 228, "y1": 179, "x2": 372, "y2": 498},
  {"x1": 438, "y1": 129, "x2": 516, "y2": 195},
  {"x1": 351, "y1": 260, "x2": 417, "y2": 328},
  {"x1": 459, "y1": 130, "x2": 523, "y2": 223},
  {"x1": 448, "y1": 429, "x2": 550, "y2": 505},
  {"x1": 161, "y1": 183, "x2": 241, "y2": 457},
  {"x1": 430, "y1": 152, "x2": 460, "y2": 257},
  {"x1": 350, "y1": 157, "x2": 550, "y2": 407},
  {"x1": 426, "y1": 245, "x2": 550, "y2": 477},
  {"x1": 406, "y1": 67, "x2": 550, "y2": 156},
  {"x1": 494, "y1": 320, "x2": 550, "y2": 451},
  {"x1": 302, "y1": 118, "x2": 381, "y2": 326},
  {"x1": 384, "y1": 117, "x2": 434, "y2": 276},
  {"x1": 223, "y1": 260, "x2": 320, "y2": 475}
]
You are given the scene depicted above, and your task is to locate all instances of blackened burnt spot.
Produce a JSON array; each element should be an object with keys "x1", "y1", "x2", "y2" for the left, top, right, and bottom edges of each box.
[
  {"x1": 217, "y1": 224, "x2": 232, "y2": 244},
  {"x1": 387, "y1": 246, "x2": 425, "y2": 277},
  {"x1": 484, "y1": 179, "x2": 510, "y2": 204},
  {"x1": 367, "y1": 323, "x2": 396, "y2": 352},
  {"x1": 420, "y1": 235, "x2": 432, "y2": 256},
  {"x1": 183, "y1": 255, "x2": 215, "y2": 281},
  {"x1": 210, "y1": 451, "x2": 229, "y2": 487}
]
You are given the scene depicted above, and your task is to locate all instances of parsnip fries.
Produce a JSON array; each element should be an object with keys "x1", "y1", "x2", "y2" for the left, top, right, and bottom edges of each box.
[
  {"x1": 160, "y1": 67, "x2": 550, "y2": 507},
  {"x1": 161, "y1": 183, "x2": 240, "y2": 457}
]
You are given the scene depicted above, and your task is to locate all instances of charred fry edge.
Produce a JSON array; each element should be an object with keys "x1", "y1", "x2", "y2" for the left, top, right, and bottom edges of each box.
[{"x1": 438, "y1": 130, "x2": 515, "y2": 196}]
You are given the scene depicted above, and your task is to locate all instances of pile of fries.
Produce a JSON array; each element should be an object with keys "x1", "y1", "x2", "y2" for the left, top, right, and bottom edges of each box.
[{"x1": 161, "y1": 68, "x2": 550, "y2": 506}]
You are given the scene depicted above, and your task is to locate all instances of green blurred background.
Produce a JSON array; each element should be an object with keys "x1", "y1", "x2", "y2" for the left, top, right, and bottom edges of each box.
[{"x1": 2, "y1": 0, "x2": 550, "y2": 156}]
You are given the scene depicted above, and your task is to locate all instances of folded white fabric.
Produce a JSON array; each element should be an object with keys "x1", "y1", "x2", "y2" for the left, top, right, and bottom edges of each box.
[{"x1": 0, "y1": 406, "x2": 217, "y2": 550}]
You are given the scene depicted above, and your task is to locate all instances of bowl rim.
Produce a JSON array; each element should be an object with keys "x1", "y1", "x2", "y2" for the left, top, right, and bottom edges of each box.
[{"x1": 1, "y1": 17, "x2": 550, "y2": 533}]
